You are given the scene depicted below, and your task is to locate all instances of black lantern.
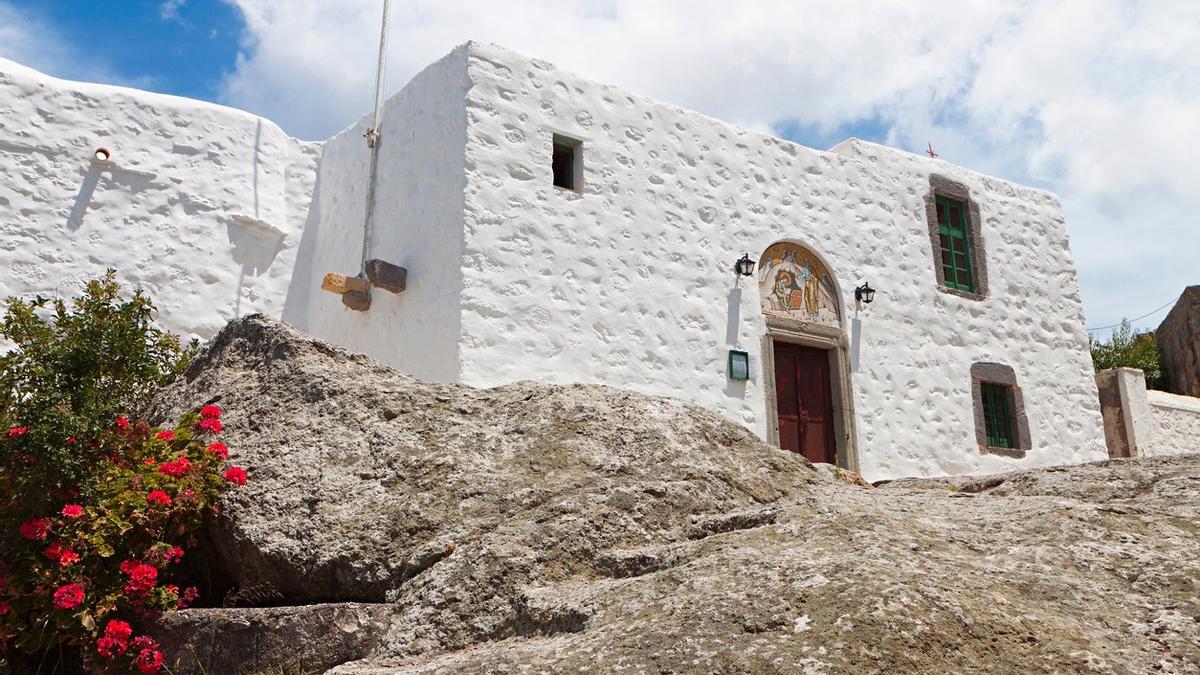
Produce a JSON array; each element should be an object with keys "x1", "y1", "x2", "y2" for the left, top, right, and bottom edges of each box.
[
  {"x1": 855, "y1": 282, "x2": 877, "y2": 304},
  {"x1": 734, "y1": 254, "x2": 755, "y2": 277}
]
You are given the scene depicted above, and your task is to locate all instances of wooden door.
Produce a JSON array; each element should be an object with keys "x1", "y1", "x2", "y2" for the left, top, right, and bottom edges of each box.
[{"x1": 774, "y1": 341, "x2": 836, "y2": 464}]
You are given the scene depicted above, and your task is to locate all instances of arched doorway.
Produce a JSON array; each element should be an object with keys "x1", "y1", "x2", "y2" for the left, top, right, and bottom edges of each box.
[{"x1": 757, "y1": 242, "x2": 857, "y2": 468}]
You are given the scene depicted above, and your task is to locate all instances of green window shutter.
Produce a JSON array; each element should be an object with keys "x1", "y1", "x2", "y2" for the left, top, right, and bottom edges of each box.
[
  {"x1": 935, "y1": 196, "x2": 975, "y2": 293},
  {"x1": 980, "y1": 383, "x2": 1015, "y2": 448}
]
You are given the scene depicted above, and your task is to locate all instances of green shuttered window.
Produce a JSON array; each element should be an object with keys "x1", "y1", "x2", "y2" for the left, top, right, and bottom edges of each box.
[
  {"x1": 980, "y1": 383, "x2": 1015, "y2": 448},
  {"x1": 936, "y1": 195, "x2": 974, "y2": 293}
]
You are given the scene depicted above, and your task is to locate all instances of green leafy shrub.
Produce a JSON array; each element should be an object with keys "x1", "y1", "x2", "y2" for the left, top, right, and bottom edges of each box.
[
  {"x1": 0, "y1": 273, "x2": 245, "y2": 673},
  {"x1": 1089, "y1": 319, "x2": 1165, "y2": 389}
]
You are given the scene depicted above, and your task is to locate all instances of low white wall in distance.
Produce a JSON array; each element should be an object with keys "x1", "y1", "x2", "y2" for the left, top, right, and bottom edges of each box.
[{"x1": 1145, "y1": 390, "x2": 1200, "y2": 457}]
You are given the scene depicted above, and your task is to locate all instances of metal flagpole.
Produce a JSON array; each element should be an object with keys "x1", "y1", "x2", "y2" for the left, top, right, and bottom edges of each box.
[{"x1": 359, "y1": 0, "x2": 393, "y2": 291}]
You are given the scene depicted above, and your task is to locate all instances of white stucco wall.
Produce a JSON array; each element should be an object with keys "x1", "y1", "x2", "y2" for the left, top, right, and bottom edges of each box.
[
  {"x1": 1144, "y1": 390, "x2": 1200, "y2": 457},
  {"x1": 457, "y1": 42, "x2": 1106, "y2": 481},
  {"x1": 0, "y1": 43, "x2": 1112, "y2": 481},
  {"x1": 281, "y1": 46, "x2": 469, "y2": 383},
  {"x1": 0, "y1": 58, "x2": 319, "y2": 343}
]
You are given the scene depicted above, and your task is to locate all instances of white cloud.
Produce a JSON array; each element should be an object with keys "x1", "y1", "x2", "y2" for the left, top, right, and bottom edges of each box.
[
  {"x1": 0, "y1": 1, "x2": 79, "y2": 75},
  {"x1": 161, "y1": 0, "x2": 188, "y2": 21}
]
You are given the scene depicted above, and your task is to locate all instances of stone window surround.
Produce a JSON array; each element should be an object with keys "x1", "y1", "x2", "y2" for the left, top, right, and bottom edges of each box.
[
  {"x1": 759, "y1": 315, "x2": 859, "y2": 472},
  {"x1": 970, "y1": 362, "x2": 1031, "y2": 458},
  {"x1": 925, "y1": 174, "x2": 989, "y2": 301}
]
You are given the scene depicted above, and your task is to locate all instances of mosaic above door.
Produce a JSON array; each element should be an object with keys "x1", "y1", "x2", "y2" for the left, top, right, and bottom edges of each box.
[{"x1": 758, "y1": 243, "x2": 841, "y2": 326}]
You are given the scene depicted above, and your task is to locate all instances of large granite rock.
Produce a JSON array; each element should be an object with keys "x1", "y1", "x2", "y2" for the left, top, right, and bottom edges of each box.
[
  {"x1": 149, "y1": 316, "x2": 1200, "y2": 674},
  {"x1": 1157, "y1": 285, "x2": 1200, "y2": 397}
]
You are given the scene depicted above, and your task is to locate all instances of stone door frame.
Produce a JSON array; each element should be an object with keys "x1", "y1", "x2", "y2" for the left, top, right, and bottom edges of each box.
[{"x1": 760, "y1": 315, "x2": 859, "y2": 471}]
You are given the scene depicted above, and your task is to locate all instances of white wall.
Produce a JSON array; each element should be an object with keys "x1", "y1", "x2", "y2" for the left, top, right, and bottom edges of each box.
[
  {"x1": 0, "y1": 59, "x2": 319, "y2": 343},
  {"x1": 0, "y1": 44, "x2": 1113, "y2": 481},
  {"x1": 281, "y1": 46, "x2": 469, "y2": 383},
  {"x1": 1145, "y1": 390, "x2": 1200, "y2": 457},
  {"x1": 457, "y1": 42, "x2": 1107, "y2": 481}
]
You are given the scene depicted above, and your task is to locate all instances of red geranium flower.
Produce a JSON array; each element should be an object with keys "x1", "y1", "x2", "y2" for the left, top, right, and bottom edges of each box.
[
  {"x1": 154, "y1": 430, "x2": 175, "y2": 441},
  {"x1": 115, "y1": 416, "x2": 130, "y2": 430},
  {"x1": 105, "y1": 619, "x2": 133, "y2": 642},
  {"x1": 157, "y1": 455, "x2": 191, "y2": 478},
  {"x1": 135, "y1": 647, "x2": 164, "y2": 674},
  {"x1": 146, "y1": 490, "x2": 172, "y2": 506},
  {"x1": 19, "y1": 517, "x2": 51, "y2": 541},
  {"x1": 122, "y1": 562, "x2": 158, "y2": 595},
  {"x1": 52, "y1": 582, "x2": 85, "y2": 610},
  {"x1": 0, "y1": 600, "x2": 9, "y2": 616},
  {"x1": 7, "y1": 426, "x2": 29, "y2": 438},
  {"x1": 98, "y1": 619, "x2": 133, "y2": 657},
  {"x1": 57, "y1": 547, "x2": 80, "y2": 567},
  {"x1": 177, "y1": 586, "x2": 199, "y2": 609},
  {"x1": 96, "y1": 635, "x2": 125, "y2": 659},
  {"x1": 44, "y1": 541, "x2": 64, "y2": 561},
  {"x1": 61, "y1": 504, "x2": 84, "y2": 519},
  {"x1": 197, "y1": 417, "x2": 223, "y2": 434},
  {"x1": 44, "y1": 541, "x2": 79, "y2": 566},
  {"x1": 223, "y1": 466, "x2": 247, "y2": 486},
  {"x1": 166, "y1": 545, "x2": 184, "y2": 563},
  {"x1": 200, "y1": 404, "x2": 222, "y2": 419},
  {"x1": 206, "y1": 441, "x2": 229, "y2": 460}
]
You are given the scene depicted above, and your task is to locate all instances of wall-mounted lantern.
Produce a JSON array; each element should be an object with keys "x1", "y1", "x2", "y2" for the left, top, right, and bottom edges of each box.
[
  {"x1": 734, "y1": 254, "x2": 755, "y2": 277},
  {"x1": 94, "y1": 147, "x2": 111, "y2": 162},
  {"x1": 855, "y1": 282, "x2": 877, "y2": 304},
  {"x1": 728, "y1": 349, "x2": 750, "y2": 381}
]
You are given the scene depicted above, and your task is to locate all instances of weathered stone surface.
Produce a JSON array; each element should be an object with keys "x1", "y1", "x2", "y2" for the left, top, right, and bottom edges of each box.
[
  {"x1": 153, "y1": 603, "x2": 389, "y2": 675},
  {"x1": 149, "y1": 316, "x2": 1200, "y2": 674},
  {"x1": 145, "y1": 313, "x2": 816, "y2": 612},
  {"x1": 1158, "y1": 285, "x2": 1200, "y2": 397}
]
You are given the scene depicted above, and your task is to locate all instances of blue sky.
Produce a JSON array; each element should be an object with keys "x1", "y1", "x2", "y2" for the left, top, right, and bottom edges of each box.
[
  {"x1": 2, "y1": 1, "x2": 1197, "y2": 335},
  {"x1": 3, "y1": 0, "x2": 242, "y2": 100}
]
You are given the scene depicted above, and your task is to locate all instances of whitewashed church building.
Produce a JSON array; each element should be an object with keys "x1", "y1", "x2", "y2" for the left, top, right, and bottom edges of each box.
[{"x1": 0, "y1": 42, "x2": 1108, "y2": 481}]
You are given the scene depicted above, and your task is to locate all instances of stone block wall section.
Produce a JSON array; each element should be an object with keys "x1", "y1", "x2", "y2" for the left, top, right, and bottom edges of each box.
[
  {"x1": 1096, "y1": 367, "x2": 1200, "y2": 457},
  {"x1": 1156, "y1": 286, "x2": 1200, "y2": 397}
]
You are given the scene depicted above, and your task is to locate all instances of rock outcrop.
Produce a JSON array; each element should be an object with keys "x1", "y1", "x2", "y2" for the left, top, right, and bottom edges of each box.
[{"x1": 149, "y1": 316, "x2": 1200, "y2": 674}]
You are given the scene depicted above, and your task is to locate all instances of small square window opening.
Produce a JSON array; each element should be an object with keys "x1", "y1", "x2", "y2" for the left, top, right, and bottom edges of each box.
[{"x1": 551, "y1": 134, "x2": 582, "y2": 191}]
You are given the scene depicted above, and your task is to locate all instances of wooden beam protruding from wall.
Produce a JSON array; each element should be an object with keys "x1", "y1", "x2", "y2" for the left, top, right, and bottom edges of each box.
[{"x1": 365, "y1": 259, "x2": 407, "y2": 293}]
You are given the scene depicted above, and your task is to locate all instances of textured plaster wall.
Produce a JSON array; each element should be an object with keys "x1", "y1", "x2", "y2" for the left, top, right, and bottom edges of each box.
[
  {"x1": 1145, "y1": 390, "x2": 1200, "y2": 457},
  {"x1": 0, "y1": 44, "x2": 1111, "y2": 481},
  {"x1": 458, "y1": 42, "x2": 1106, "y2": 481},
  {"x1": 0, "y1": 58, "x2": 319, "y2": 343},
  {"x1": 281, "y1": 46, "x2": 468, "y2": 383}
]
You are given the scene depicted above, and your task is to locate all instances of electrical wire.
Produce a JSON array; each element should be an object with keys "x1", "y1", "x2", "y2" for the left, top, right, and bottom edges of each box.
[{"x1": 1086, "y1": 297, "x2": 1177, "y2": 333}]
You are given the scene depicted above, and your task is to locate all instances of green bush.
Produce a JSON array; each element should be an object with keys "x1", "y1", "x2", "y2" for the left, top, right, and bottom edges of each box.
[
  {"x1": 0, "y1": 273, "x2": 245, "y2": 673},
  {"x1": 1089, "y1": 319, "x2": 1165, "y2": 389},
  {"x1": 0, "y1": 272, "x2": 197, "y2": 489}
]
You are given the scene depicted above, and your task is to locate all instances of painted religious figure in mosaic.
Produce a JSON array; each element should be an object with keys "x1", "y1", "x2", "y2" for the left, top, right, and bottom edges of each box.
[{"x1": 757, "y1": 243, "x2": 841, "y2": 326}]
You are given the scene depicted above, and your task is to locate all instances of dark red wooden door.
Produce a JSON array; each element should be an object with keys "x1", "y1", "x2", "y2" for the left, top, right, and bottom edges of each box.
[{"x1": 774, "y1": 341, "x2": 836, "y2": 464}]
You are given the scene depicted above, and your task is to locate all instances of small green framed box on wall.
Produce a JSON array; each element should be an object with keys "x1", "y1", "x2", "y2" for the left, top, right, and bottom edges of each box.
[{"x1": 728, "y1": 349, "x2": 750, "y2": 381}]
